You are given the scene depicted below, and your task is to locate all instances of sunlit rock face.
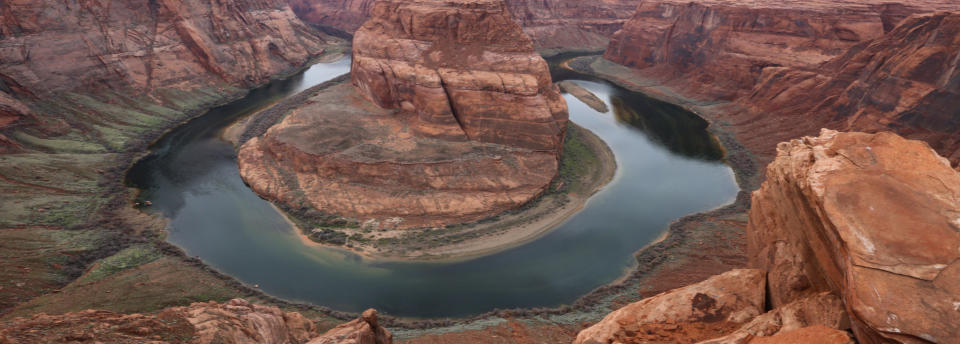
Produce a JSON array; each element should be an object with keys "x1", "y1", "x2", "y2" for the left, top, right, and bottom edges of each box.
[
  {"x1": 239, "y1": 0, "x2": 568, "y2": 230},
  {"x1": 748, "y1": 129, "x2": 960, "y2": 344}
]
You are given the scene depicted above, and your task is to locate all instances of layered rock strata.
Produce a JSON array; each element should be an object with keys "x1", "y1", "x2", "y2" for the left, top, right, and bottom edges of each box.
[
  {"x1": 0, "y1": 0, "x2": 331, "y2": 151},
  {"x1": 728, "y1": 12, "x2": 960, "y2": 164},
  {"x1": 600, "y1": 1, "x2": 960, "y2": 165},
  {"x1": 748, "y1": 130, "x2": 960, "y2": 343},
  {"x1": 0, "y1": 299, "x2": 392, "y2": 344},
  {"x1": 240, "y1": 0, "x2": 568, "y2": 229},
  {"x1": 286, "y1": 0, "x2": 642, "y2": 51}
]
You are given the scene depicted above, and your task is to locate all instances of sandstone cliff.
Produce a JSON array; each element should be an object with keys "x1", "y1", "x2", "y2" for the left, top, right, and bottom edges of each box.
[
  {"x1": 0, "y1": 299, "x2": 392, "y2": 344},
  {"x1": 286, "y1": 0, "x2": 642, "y2": 52},
  {"x1": 729, "y1": 12, "x2": 960, "y2": 164},
  {"x1": 0, "y1": 0, "x2": 332, "y2": 151},
  {"x1": 239, "y1": 0, "x2": 569, "y2": 230},
  {"x1": 599, "y1": 1, "x2": 960, "y2": 165},
  {"x1": 748, "y1": 130, "x2": 960, "y2": 343}
]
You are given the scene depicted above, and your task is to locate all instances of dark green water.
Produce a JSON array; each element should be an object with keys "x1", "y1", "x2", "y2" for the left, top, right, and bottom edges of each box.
[{"x1": 127, "y1": 57, "x2": 738, "y2": 318}]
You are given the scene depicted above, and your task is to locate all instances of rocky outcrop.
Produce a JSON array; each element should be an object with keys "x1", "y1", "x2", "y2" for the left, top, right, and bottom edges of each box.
[
  {"x1": 0, "y1": 299, "x2": 391, "y2": 344},
  {"x1": 748, "y1": 129, "x2": 960, "y2": 343},
  {"x1": 574, "y1": 270, "x2": 851, "y2": 344},
  {"x1": 307, "y1": 309, "x2": 392, "y2": 344},
  {"x1": 350, "y1": 0, "x2": 568, "y2": 152},
  {"x1": 0, "y1": 0, "x2": 328, "y2": 95},
  {"x1": 240, "y1": 0, "x2": 568, "y2": 229},
  {"x1": 573, "y1": 269, "x2": 765, "y2": 344},
  {"x1": 729, "y1": 12, "x2": 960, "y2": 164},
  {"x1": 0, "y1": 0, "x2": 332, "y2": 151},
  {"x1": 601, "y1": 2, "x2": 960, "y2": 165},
  {"x1": 286, "y1": 0, "x2": 642, "y2": 51}
]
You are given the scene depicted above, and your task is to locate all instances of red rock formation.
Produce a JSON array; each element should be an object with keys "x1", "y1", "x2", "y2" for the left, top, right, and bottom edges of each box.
[
  {"x1": 0, "y1": 0, "x2": 329, "y2": 95},
  {"x1": 286, "y1": 0, "x2": 642, "y2": 51},
  {"x1": 601, "y1": 2, "x2": 960, "y2": 165},
  {"x1": 748, "y1": 129, "x2": 960, "y2": 343},
  {"x1": 351, "y1": 0, "x2": 568, "y2": 152},
  {"x1": 240, "y1": 0, "x2": 568, "y2": 229},
  {"x1": 0, "y1": 300, "x2": 392, "y2": 344},
  {"x1": 574, "y1": 269, "x2": 766, "y2": 344},
  {"x1": 573, "y1": 270, "x2": 851, "y2": 344},
  {"x1": 307, "y1": 309, "x2": 392, "y2": 344},
  {"x1": 0, "y1": 0, "x2": 332, "y2": 151},
  {"x1": 729, "y1": 12, "x2": 960, "y2": 164}
]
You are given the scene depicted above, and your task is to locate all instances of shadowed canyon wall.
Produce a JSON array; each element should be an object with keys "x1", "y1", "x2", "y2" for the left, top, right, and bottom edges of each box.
[
  {"x1": 286, "y1": 0, "x2": 643, "y2": 52},
  {"x1": 0, "y1": 0, "x2": 331, "y2": 151},
  {"x1": 601, "y1": 0, "x2": 960, "y2": 166}
]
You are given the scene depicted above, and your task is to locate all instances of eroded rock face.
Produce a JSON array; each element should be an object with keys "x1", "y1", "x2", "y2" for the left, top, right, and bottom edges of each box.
[
  {"x1": 286, "y1": 0, "x2": 642, "y2": 51},
  {"x1": 573, "y1": 269, "x2": 766, "y2": 344},
  {"x1": 0, "y1": 0, "x2": 331, "y2": 151},
  {"x1": 351, "y1": 0, "x2": 568, "y2": 152},
  {"x1": 307, "y1": 309, "x2": 392, "y2": 344},
  {"x1": 0, "y1": 299, "x2": 319, "y2": 344},
  {"x1": 730, "y1": 12, "x2": 960, "y2": 165},
  {"x1": 601, "y1": 2, "x2": 960, "y2": 165},
  {"x1": 240, "y1": 0, "x2": 568, "y2": 229},
  {"x1": 0, "y1": 299, "x2": 392, "y2": 344},
  {"x1": 0, "y1": 0, "x2": 328, "y2": 95},
  {"x1": 748, "y1": 129, "x2": 960, "y2": 343}
]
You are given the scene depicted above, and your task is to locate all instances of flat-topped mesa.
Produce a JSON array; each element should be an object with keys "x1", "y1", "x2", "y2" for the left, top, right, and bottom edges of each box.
[
  {"x1": 350, "y1": 0, "x2": 568, "y2": 154},
  {"x1": 238, "y1": 0, "x2": 569, "y2": 231}
]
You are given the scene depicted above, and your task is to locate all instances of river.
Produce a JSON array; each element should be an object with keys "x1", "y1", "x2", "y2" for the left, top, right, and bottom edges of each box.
[{"x1": 126, "y1": 56, "x2": 738, "y2": 318}]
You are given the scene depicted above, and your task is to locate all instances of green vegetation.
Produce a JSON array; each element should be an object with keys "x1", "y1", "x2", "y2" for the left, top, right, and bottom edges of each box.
[
  {"x1": 76, "y1": 244, "x2": 163, "y2": 284},
  {"x1": 555, "y1": 124, "x2": 602, "y2": 194}
]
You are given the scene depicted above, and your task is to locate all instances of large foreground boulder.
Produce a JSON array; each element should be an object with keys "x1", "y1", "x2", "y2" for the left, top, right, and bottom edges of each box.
[{"x1": 748, "y1": 129, "x2": 960, "y2": 343}]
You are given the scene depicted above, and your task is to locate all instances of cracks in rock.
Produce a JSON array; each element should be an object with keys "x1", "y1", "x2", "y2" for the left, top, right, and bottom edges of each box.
[{"x1": 439, "y1": 77, "x2": 470, "y2": 140}]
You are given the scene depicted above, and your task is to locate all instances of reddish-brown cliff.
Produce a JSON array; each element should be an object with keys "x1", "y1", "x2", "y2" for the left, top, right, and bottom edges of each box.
[
  {"x1": 0, "y1": 299, "x2": 392, "y2": 344},
  {"x1": 728, "y1": 12, "x2": 960, "y2": 164},
  {"x1": 239, "y1": 0, "x2": 568, "y2": 230},
  {"x1": 600, "y1": 1, "x2": 960, "y2": 165},
  {"x1": 286, "y1": 0, "x2": 642, "y2": 52},
  {"x1": 748, "y1": 130, "x2": 960, "y2": 343},
  {"x1": 0, "y1": 0, "x2": 333, "y2": 151}
]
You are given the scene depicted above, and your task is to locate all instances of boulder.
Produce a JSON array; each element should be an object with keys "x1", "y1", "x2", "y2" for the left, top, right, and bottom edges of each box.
[{"x1": 748, "y1": 129, "x2": 960, "y2": 343}]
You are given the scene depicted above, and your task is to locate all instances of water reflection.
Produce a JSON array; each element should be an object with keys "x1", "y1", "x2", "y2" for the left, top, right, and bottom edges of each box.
[{"x1": 126, "y1": 56, "x2": 739, "y2": 318}]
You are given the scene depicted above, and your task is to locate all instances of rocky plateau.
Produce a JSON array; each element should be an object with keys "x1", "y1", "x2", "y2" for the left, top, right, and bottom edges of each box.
[{"x1": 239, "y1": 0, "x2": 569, "y2": 230}]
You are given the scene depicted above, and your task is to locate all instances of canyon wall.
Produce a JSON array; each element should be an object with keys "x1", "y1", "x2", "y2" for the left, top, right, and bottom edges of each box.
[
  {"x1": 0, "y1": 299, "x2": 392, "y2": 344},
  {"x1": 286, "y1": 0, "x2": 642, "y2": 52},
  {"x1": 239, "y1": 0, "x2": 568, "y2": 230},
  {"x1": 0, "y1": 0, "x2": 332, "y2": 151},
  {"x1": 730, "y1": 12, "x2": 960, "y2": 164},
  {"x1": 600, "y1": 1, "x2": 960, "y2": 165},
  {"x1": 748, "y1": 129, "x2": 960, "y2": 343}
]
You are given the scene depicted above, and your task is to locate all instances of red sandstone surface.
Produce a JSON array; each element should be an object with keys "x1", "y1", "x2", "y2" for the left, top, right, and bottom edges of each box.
[
  {"x1": 601, "y1": 1, "x2": 960, "y2": 166},
  {"x1": 748, "y1": 129, "x2": 960, "y2": 343},
  {"x1": 286, "y1": 0, "x2": 642, "y2": 51},
  {"x1": 0, "y1": 299, "x2": 390, "y2": 344},
  {"x1": 239, "y1": 0, "x2": 568, "y2": 229},
  {"x1": 0, "y1": 0, "x2": 332, "y2": 151}
]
